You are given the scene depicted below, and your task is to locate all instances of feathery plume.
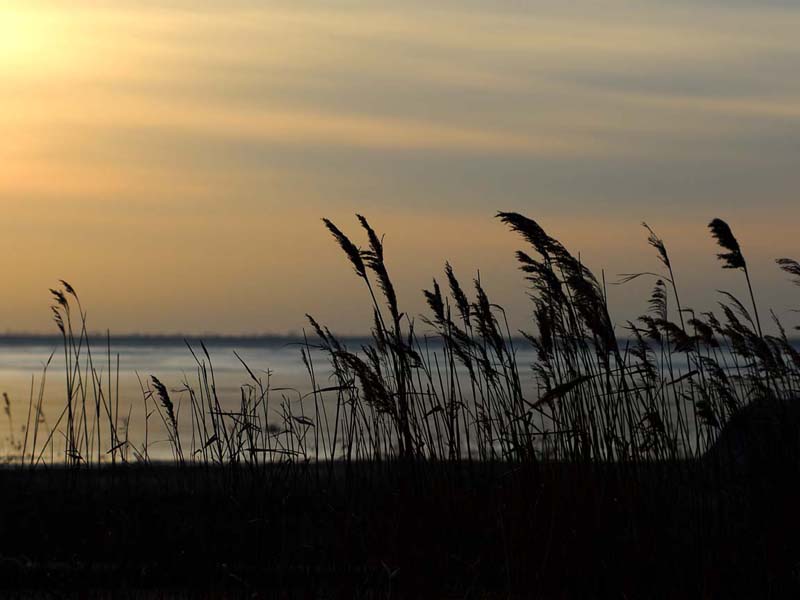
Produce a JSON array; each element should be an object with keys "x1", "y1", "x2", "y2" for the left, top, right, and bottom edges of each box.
[
  {"x1": 642, "y1": 222, "x2": 670, "y2": 270},
  {"x1": 151, "y1": 376, "x2": 178, "y2": 435},
  {"x1": 357, "y1": 215, "x2": 399, "y2": 324},
  {"x1": 496, "y1": 212, "x2": 558, "y2": 259},
  {"x1": 445, "y1": 263, "x2": 471, "y2": 324},
  {"x1": 708, "y1": 218, "x2": 745, "y2": 270},
  {"x1": 322, "y1": 218, "x2": 366, "y2": 278},
  {"x1": 776, "y1": 258, "x2": 800, "y2": 286}
]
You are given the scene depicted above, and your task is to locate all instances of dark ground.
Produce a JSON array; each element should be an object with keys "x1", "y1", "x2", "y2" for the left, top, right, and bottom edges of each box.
[{"x1": 1, "y1": 459, "x2": 799, "y2": 598}]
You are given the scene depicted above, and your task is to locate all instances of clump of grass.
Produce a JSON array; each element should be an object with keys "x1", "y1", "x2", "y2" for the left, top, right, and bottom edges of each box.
[
  {"x1": 25, "y1": 283, "x2": 125, "y2": 466},
  {"x1": 1, "y1": 212, "x2": 799, "y2": 598},
  {"x1": 5, "y1": 213, "x2": 798, "y2": 472}
]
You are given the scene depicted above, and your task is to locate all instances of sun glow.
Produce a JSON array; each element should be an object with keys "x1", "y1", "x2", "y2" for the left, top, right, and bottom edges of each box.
[
  {"x1": 0, "y1": 7, "x2": 50, "y2": 71},
  {"x1": 0, "y1": 6, "x2": 83, "y2": 77},
  {"x1": 0, "y1": 1, "x2": 798, "y2": 335}
]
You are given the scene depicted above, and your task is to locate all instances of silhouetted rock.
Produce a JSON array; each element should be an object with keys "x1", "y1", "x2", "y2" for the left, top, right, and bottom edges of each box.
[{"x1": 705, "y1": 396, "x2": 800, "y2": 482}]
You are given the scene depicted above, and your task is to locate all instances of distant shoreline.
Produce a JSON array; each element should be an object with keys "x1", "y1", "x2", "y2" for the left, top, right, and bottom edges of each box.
[
  {"x1": 0, "y1": 333, "x2": 376, "y2": 347},
  {"x1": 0, "y1": 333, "x2": 796, "y2": 347}
]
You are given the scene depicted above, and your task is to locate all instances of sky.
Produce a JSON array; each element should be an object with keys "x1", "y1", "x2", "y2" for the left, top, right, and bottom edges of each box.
[{"x1": 1, "y1": 0, "x2": 798, "y2": 335}]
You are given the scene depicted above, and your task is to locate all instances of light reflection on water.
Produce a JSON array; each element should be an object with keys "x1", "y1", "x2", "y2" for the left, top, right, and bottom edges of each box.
[
  {"x1": 0, "y1": 337, "x2": 539, "y2": 461},
  {"x1": 2, "y1": 335, "x2": 783, "y2": 462}
]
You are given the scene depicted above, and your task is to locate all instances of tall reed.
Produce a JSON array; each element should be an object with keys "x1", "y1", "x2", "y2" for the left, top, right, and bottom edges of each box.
[{"x1": 6, "y1": 215, "x2": 798, "y2": 470}]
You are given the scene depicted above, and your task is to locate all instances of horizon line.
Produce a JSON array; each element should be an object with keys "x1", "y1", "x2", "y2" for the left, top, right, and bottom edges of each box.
[{"x1": 0, "y1": 332, "x2": 797, "y2": 346}]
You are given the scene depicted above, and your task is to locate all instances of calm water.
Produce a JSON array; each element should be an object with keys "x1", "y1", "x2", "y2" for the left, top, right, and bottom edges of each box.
[
  {"x1": 0, "y1": 337, "x2": 327, "y2": 461},
  {"x1": 2, "y1": 336, "x2": 794, "y2": 462},
  {"x1": 0, "y1": 336, "x2": 540, "y2": 461}
]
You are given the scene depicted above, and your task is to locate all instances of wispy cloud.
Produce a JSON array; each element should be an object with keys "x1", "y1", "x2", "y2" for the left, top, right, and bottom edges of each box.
[{"x1": 1, "y1": 0, "x2": 799, "y2": 332}]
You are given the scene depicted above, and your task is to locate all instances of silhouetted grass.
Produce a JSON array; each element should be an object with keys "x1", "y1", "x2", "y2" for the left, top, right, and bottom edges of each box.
[{"x1": 1, "y1": 213, "x2": 799, "y2": 597}]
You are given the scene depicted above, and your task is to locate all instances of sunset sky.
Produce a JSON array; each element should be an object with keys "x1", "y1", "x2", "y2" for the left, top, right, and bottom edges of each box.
[{"x1": 1, "y1": 0, "x2": 798, "y2": 334}]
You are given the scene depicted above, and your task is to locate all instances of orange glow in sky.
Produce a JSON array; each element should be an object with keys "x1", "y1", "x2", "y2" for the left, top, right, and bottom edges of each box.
[{"x1": 1, "y1": 1, "x2": 798, "y2": 334}]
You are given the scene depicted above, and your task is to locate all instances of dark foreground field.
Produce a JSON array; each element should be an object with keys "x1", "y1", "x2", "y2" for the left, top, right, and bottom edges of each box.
[{"x1": 1, "y1": 459, "x2": 800, "y2": 598}]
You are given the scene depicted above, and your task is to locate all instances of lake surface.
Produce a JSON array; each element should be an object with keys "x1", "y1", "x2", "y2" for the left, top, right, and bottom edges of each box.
[
  {"x1": 0, "y1": 335, "x2": 541, "y2": 462},
  {"x1": 1, "y1": 335, "x2": 795, "y2": 462},
  {"x1": 0, "y1": 336, "x2": 332, "y2": 461}
]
